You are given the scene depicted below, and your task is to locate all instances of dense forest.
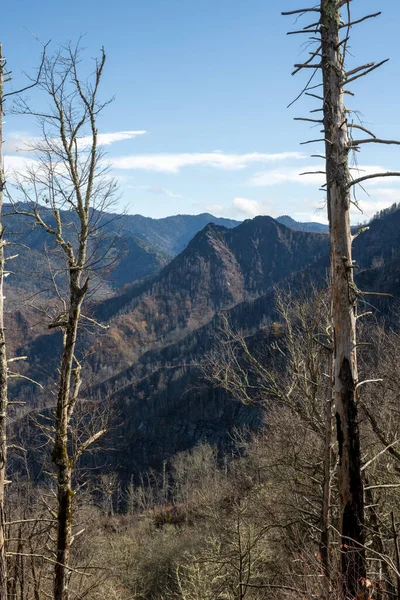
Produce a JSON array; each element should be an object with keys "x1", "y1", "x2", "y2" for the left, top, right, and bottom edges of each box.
[{"x1": 0, "y1": 0, "x2": 400, "y2": 599}]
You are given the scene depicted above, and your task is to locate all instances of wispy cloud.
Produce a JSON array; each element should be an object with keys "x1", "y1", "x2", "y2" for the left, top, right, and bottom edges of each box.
[
  {"x1": 250, "y1": 166, "x2": 325, "y2": 186},
  {"x1": 350, "y1": 188, "x2": 400, "y2": 222},
  {"x1": 204, "y1": 197, "x2": 277, "y2": 220},
  {"x1": 131, "y1": 185, "x2": 183, "y2": 199},
  {"x1": 110, "y1": 151, "x2": 306, "y2": 174},
  {"x1": 4, "y1": 155, "x2": 39, "y2": 175},
  {"x1": 250, "y1": 164, "x2": 400, "y2": 187},
  {"x1": 94, "y1": 130, "x2": 147, "y2": 146},
  {"x1": 232, "y1": 197, "x2": 274, "y2": 218},
  {"x1": 4, "y1": 130, "x2": 147, "y2": 154}
]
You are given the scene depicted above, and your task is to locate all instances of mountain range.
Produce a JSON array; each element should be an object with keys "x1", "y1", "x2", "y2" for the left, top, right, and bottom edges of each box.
[{"x1": 7, "y1": 203, "x2": 400, "y2": 480}]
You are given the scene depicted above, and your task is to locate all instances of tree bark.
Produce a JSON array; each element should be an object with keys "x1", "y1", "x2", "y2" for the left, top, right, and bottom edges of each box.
[
  {"x1": 0, "y1": 42, "x2": 9, "y2": 600},
  {"x1": 320, "y1": 356, "x2": 333, "y2": 598},
  {"x1": 320, "y1": 1, "x2": 366, "y2": 597},
  {"x1": 52, "y1": 272, "x2": 86, "y2": 600}
]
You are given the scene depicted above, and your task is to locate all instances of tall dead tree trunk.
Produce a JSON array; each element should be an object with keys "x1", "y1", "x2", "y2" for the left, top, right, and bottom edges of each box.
[
  {"x1": 284, "y1": 1, "x2": 400, "y2": 597},
  {"x1": 320, "y1": 2, "x2": 366, "y2": 596},
  {"x1": 0, "y1": 42, "x2": 9, "y2": 600}
]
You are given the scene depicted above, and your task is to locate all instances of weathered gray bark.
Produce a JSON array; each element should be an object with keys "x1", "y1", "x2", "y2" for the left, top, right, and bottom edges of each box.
[
  {"x1": 320, "y1": 357, "x2": 333, "y2": 598},
  {"x1": 320, "y1": 1, "x2": 366, "y2": 596},
  {"x1": 0, "y1": 42, "x2": 9, "y2": 600}
]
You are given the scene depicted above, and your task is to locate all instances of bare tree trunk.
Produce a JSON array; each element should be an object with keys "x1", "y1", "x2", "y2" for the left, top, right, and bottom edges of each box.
[
  {"x1": 391, "y1": 512, "x2": 400, "y2": 600},
  {"x1": 320, "y1": 357, "x2": 333, "y2": 598},
  {"x1": 52, "y1": 275, "x2": 87, "y2": 600},
  {"x1": 364, "y1": 483, "x2": 395, "y2": 600},
  {"x1": 320, "y1": 1, "x2": 366, "y2": 596},
  {"x1": 0, "y1": 42, "x2": 9, "y2": 600}
]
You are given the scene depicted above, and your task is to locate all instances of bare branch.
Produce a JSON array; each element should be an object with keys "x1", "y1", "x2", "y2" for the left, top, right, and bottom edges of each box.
[
  {"x1": 287, "y1": 29, "x2": 318, "y2": 35},
  {"x1": 74, "y1": 429, "x2": 107, "y2": 461},
  {"x1": 3, "y1": 41, "x2": 50, "y2": 99},
  {"x1": 361, "y1": 439, "x2": 400, "y2": 472},
  {"x1": 346, "y1": 59, "x2": 389, "y2": 85},
  {"x1": 349, "y1": 172, "x2": 400, "y2": 188},
  {"x1": 348, "y1": 123, "x2": 376, "y2": 139},
  {"x1": 340, "y1": 11, "x2": 381, "y2": 29},
  {"x1": 300, "y1": 138, "x2": 332, "y2": 145},
  {"x1": 293, "y1": 62, "x2": 322, "y2": 70},
  {"x1": 282, "y1": 8, "x2": 320, "y2": 16},
  {"x1": 350, "y1": 138, "x2": 400, "y2": 147},
  {"x1": 299, "y1": 171, "x2": 326, "y2": 176},
  {"x1": 305, "y1": 92, "x2": 324, "y2": 100},
  {"x1": 351, "y1": 226, "x2": 369, "y2": 242},
  {"x1": 294, "y1": 117, "x2": 323, "y2": 123},
  {"x1": 345, "y1": 62, "x2": 374, "y2": 78}
]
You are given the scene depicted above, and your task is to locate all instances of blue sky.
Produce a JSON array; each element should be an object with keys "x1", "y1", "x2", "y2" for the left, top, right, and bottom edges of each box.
[{"x1": 3, "y1": 0, "x2": 400, "y2": 222}]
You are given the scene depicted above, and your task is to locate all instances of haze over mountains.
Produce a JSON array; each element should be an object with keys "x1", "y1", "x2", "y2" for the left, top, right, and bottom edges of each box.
[{"x1": 7, "y1": 202, "x2": 400, "y2": 479}]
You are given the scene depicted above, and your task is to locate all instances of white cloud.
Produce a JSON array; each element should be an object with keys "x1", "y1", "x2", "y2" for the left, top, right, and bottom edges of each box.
[
  {"x1": 250, "y1": 164, "x2": 400, "y2": 187},
  {"x1": 350, "y1": 188, "x2": 400, "y2": 222},
  {"x1": 250, "y1": 166, "x2": 326, "y2": 186},
  {"x1": 4, "y1": 155, "x2": 39, "y2": 176},
  {"x1": 91, "y1": 130, "x2": 147, "y2": 146},
  {"x1": 367, "y1": 188, "x2": 400, "y2": 200},
  {"x1": 203, "y1": 197, "x2": 276, "y2": 220},
  {"x1": 4, "y1": 130, "x2": 146, "y2": 154},
  {"x1": 232, "y1": 197, "x2": 268, "y2": 218},
  {"x1": 3, "y1": 132, "x2": 32, "y2": 154},
  {"x1": 110, "y1": 151, "x2": 306, "y2": 174},
  {"x1": 144, "y1": 186, "x2": 182, "y2": 199},
  {"x1": 203, "y1": 204, "x2": 228, "y2": 217}
]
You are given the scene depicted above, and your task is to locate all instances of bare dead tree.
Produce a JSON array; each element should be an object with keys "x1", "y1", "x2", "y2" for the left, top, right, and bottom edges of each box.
[
  {"x1": 283, "y1": 2, "x2": 400, "y2": 598},
  {"x1": 8, "y1": 43, "x2": 117, "y2": 600},
  {"x1": 0, "y1": 40, "x2": 48, "y2": 599},
  {"x1": 202, "y1": 287, "x2": 335, "y2": 597}
]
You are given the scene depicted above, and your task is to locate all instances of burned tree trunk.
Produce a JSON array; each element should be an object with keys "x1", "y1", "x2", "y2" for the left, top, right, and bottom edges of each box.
[
  {"x1": 296, "y1": 1, "x2": 370, "y2": 594},
  {"x1": 282, "y1": 0, "x2": 400, "y2": 595},
  {"x1": 320, "y1": 2, "x2": 366, "y2": 596}
]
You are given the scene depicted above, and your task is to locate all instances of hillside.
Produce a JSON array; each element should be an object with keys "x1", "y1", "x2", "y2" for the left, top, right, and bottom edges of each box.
[
  {"x1": 9, "y1": 206, "x2": 400, "y2": 480},
  {"x1": 89, "y1": 216, "x2": 329, "y2": 373},
  {"x1": 78, "y1": 206, "x2": 400, "y2": 476}
]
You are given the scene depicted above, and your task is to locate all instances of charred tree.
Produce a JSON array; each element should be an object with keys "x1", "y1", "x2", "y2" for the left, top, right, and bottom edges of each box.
[
  {"x1": 283, "y1": 1, "x2": 400, "y2": 597},
  {"x1": 320, "y1": 2, "x2": 366, "y2": 595}
]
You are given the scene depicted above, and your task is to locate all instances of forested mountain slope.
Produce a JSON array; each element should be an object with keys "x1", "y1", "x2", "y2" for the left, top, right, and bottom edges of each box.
[
  {"x1": 9, "y1": 215, "x2": 329, "y2": 403},
  {"x1": 9, "y1": 205, "x2": 400, "y2": 480},
  {"x1": 83, "y1": 205, "x2": 400, "y2": 476},
  {"x1": 90, "y1": 216, "x2": 329, "y2": 372}
]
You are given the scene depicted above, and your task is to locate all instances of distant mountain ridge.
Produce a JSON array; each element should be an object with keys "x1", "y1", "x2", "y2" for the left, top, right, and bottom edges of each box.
[
  {"x1": 277, "y1": 215, "x2": 329, "y2": 233},
  {"x1": 114, "y1": 212, "x2": 241, "y2": 255}
]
